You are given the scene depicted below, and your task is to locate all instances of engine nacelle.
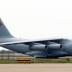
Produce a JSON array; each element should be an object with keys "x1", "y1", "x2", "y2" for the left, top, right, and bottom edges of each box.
[
  {"x1": 46, "y1": 42, "x2": 61, "y2": 49},
  {"x1": 30, "y1": 43, "x2": 45, "y2": 50}
]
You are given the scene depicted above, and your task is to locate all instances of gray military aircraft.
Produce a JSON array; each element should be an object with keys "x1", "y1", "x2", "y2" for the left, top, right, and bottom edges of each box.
[{"x1": 0, "y1": 18, "x2": 72, "y2": 58}]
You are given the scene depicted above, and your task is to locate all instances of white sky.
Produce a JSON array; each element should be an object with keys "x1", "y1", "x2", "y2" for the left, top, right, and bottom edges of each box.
[{"x1": 0, "y1": 0, "x2": 72, "y2": 50}]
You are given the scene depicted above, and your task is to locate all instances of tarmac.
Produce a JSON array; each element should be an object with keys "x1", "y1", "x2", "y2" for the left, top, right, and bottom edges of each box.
[{"x1": 0, "y1": 64, "x2": 72, "y2": 72}]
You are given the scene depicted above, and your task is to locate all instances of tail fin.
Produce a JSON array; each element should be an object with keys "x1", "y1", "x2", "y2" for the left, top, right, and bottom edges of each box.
[{"x1": 0, "y1": 18, "x2": 13, "y2": 38}]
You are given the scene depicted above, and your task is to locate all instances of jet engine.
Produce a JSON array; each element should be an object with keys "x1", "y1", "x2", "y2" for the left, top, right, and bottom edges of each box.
[
  {"x1": 30, "y1": 43, "x2": 45, "y2": 50},
  {"x1": 46, "y1": 42, "x2": 61, "y2": 49},
  {"x1": 30, "y1": 42, "x2": 61, "y2": 50}
]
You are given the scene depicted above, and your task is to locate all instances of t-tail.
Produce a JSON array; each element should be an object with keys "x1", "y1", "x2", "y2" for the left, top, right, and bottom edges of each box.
[{"x1": 0, "y1": 18, "x2": 13, "y2": 38}]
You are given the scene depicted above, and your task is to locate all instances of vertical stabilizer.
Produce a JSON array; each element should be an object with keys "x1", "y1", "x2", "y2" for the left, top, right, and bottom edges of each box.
[{"x1": 0, "y1": 18, "x2": 13, "y2": 38}]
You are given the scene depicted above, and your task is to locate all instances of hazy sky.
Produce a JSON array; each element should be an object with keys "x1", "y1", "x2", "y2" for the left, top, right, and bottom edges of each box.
[{"x1": 0, "y1": 0, "x2": 72, "y2": 50}]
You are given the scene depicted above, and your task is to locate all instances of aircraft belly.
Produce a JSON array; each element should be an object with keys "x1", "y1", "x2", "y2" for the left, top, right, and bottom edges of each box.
[{"x1": 26, "y1": 50, "x2": 68, "y2": 57}]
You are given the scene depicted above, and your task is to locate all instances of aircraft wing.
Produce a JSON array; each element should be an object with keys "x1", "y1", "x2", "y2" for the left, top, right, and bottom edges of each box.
[
  {"x1": 1, "y1": 38, "x2": 66, "y2": 58},
  {"x1": 0, "y1": 38, "x2": 63, "y2": 45}
]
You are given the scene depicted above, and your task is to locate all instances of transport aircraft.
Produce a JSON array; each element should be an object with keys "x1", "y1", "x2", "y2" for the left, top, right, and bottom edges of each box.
[{"x1": 0, "y1": 18, "x2": 72, "y2": 58}]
